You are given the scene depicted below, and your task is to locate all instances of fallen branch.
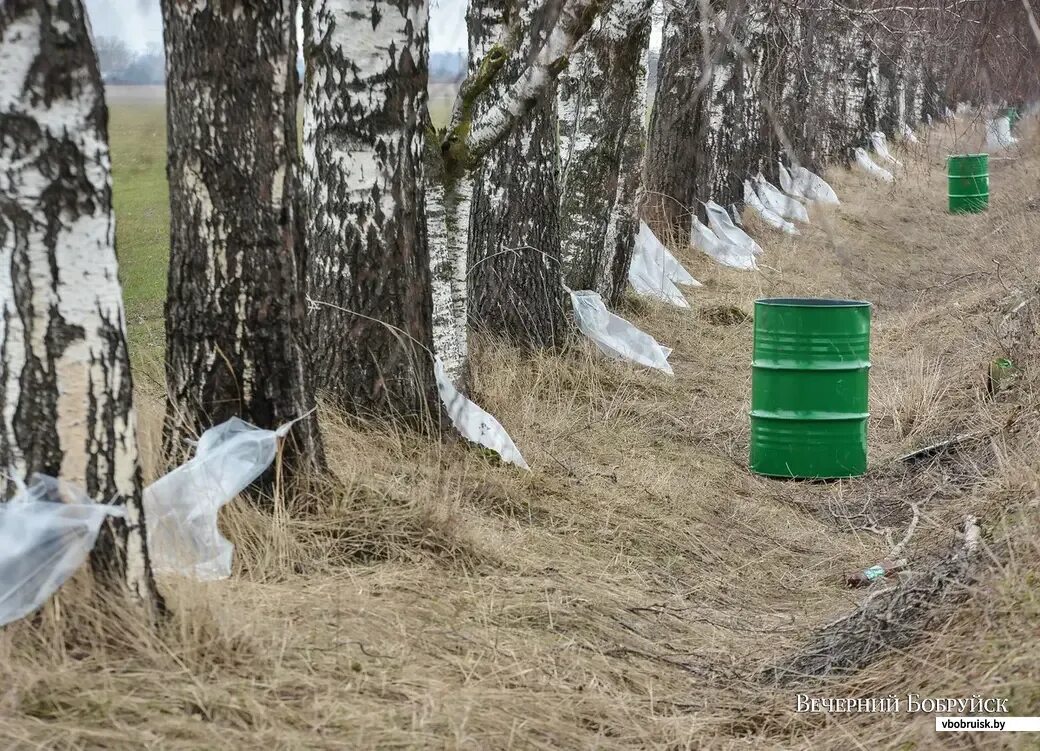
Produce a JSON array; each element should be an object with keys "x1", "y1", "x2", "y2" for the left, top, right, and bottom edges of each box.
[{"x1": 761, "y1": 515, "x2": 984, "y2": 686}]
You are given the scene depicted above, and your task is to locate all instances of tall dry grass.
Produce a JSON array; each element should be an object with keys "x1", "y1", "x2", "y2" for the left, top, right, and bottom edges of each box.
[{"x1": 2, "y1": 117, "x2": 1040, "y2": 749}]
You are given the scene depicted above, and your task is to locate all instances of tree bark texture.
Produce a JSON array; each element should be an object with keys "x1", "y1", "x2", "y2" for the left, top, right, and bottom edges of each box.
[
  {"x1": 302, "y1": 0, "x2": 437, "y2": 422},
  {"x1": 0, "y1": 0, "x2": 162, "y2": 611},
  {"x1": 605, "y1": 51, "x2": 650, "y2": 309},
  {"x1": 643, "y1": 3, "x2": 703, "y2": 229},
  {"x1": 558, "y1": 0, "x2": 652, "y2": 294},
  {"x1": 467, "y1": 0, "x2": 567, "y2": 349},
  {"x1": 425, "y1": 146, "x2": 471, "y2": 387},
  {"x1": 161, "y1": 0, "x2": 323, "y2": 471},
  {"x1": 693, "y1": 5, "x2": 772, "y2": 211}
]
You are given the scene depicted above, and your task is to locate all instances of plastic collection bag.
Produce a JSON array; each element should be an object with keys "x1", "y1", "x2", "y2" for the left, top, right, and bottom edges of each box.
[
  {"x1": 729, "y1": 203, "x2": 744, "y2": 228},
  {"x1": 986, "y1": 117, "x2": 1016, "y2": 150},
  {"x1": 790, "y1": 165, "x2": 840, "y2": 205},
  {"x1": 705, "y1": 200, "x2": 762, "y2": 257},
  {"x1": 435, "y1": 358, "x2": 529, "y2": 469},
  {"x1": 743, "y1": 180, "x2": 798, "y2": 235},
  {"x1": 777, "y1": 162, "x2": 807, "y2": 199},
  {"x1": 0, "y1": 475, "x2": 126, "y2": 627},
  {"x1": 691, "y1": 217, "x2": 757, "y2": 271},
  {"x1": 569, "y1": 290, "x2": 673, "y2": 375},
  {"x1": 635, "y1": 221, "x2": 701, "y2": 288},
  {"x1": 754, "y1": 174, "x2": 810, "y2": 223},
  {"x1": 870, "y1": 132, "x2": 902, "y2": 166},
  {"x1": 144, "y1": 417, "x2": 287, "y2": 580},
  {"x1": 854, "y1": 147, "x2": 894, "y2": 182},
  {"x1": 628, "y1": 238, "x2": 691, "y2": 308},
  {"x1": 901, "y1": 123, "x2": 919, "y2": 144}
]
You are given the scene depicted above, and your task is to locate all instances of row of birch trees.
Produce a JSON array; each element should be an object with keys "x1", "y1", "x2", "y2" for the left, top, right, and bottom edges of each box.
[{"x1": 1, "y1": 0, "x2": 1037, "y2": 617}]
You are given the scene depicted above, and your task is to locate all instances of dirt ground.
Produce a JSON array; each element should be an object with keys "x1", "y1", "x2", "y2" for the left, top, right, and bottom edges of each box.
[{"x1": 2, "y1": 117, "x2": 1039, "y2": 750}]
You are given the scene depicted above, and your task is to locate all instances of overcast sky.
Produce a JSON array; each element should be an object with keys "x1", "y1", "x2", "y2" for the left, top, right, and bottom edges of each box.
[
  {"x1": 84, "y1": 1, "x2": 662, "y2": 57},
  {"x1": 83, "y1": 0, "x2": 473, "y2": 54}
]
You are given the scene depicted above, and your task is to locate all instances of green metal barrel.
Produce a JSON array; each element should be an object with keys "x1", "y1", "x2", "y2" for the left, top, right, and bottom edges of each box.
[
  {"x1": 750, "y1": 298, "x2": 871, "y2": 479},
  {"x1": 947, "y1": 153, "x2": 989, "y2": 214},
  {"x1": 1007, "y1": 108, "x2": 1020, "y2": 130}
]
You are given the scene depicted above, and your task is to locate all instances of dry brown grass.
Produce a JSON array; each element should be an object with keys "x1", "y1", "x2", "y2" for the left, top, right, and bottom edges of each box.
[{"x1": 3, "y1": 119, "x2": 1040, "y2": 749}]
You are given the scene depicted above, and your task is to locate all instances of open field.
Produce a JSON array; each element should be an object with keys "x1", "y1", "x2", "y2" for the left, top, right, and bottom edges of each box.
[{"x1": 2, "y1": 104, "x2": 1039, "y2": 749}]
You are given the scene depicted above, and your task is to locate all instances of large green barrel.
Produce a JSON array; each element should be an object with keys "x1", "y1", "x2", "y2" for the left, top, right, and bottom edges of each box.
[
  {"x1": 947, "y1": 154, "x2": 989, "y2": 214},
  {"x1": 750, "y1": 298, "x2": 871, "y2": 479}
]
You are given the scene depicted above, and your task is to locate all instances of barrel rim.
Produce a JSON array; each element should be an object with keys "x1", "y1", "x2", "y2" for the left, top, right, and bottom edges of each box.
[
  {"x1": 946, "y1": 153, "x2": 989, "y2": 159},
  {"x1": 755, "y1": 297, "x2": 871, "y2": 308}
]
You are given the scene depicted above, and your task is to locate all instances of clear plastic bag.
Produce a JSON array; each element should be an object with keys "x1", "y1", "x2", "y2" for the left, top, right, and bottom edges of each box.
[
  {"x1": 777, "y1": 162, "x2": 807, "y2": 199},
  {"x1": 705, "y1": 200, "x2": 763, "y2": 257},
  {"x1": 691, "y1": 217, "x2": 757, "y2": 271},
  {"x1": 435, "y1": 358, "x2": 529, "y2": 469},
  {"x1": 144, "y1": 417, "x2": 286, "y2": 580},
  {"x1": 628, "y1": 242, "x2": 691, "y2": 308},
  {"x1": 870, "y1": 131, "x2": 902, "y2": 166},
  {"x1": 854, "y1": 147, "x2": 894, "y2": 182},
  {"x1": 743, "y1": 180, "x2": 798, "y2": 235},
  {"x1": 0, "y1": 475, "x2": 126, "y2": 627},
  {"x1": 790, "y1": 166, "x2": 840, "y2": 205},
  {"x1": 986, "y1": 117, "x2": 1016, "y2": 150},
  {"x1": 900, "y1": 123, "x2": 919, "y2": 144},
  {"x1": 754, "y1": 174, "x2": 810, "y2": 223},
  {"x1": 635, "y1": 222, "x2": 701, "y2": 287},
  {"x1": 569, "y1": 289, "x2": 673, "y2": 375}
]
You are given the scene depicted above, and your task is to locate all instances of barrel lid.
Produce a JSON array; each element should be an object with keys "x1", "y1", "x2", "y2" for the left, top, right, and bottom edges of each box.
[
  {"x1": 946, "y1": 153, "x2": 988, "y2": 159},
  {"x1": 755, "y1": 297, "x2": 871, "y2": 308}
]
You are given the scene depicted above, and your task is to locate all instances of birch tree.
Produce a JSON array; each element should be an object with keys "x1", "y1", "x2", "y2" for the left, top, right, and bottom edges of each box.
[
  {"x1": 558, "y1": 0, "x2": 653, "y2": 295},
  {"x1": 0, "y1": 0, "x2": 162, "y2": 611},
  {"x1": 302, "y1": 0, "x2": 438, "y2": 422},
  {"x1": 426, "y1": 0, "x2": 604, "y2": 381},
  {"x1": 644, "y1": 2, "x2": 704, "y2": 228},
  {"x1": 161, "y1": 0, "x2": 323, "y2": 470},
  {"x1": 466, "y1": 0, "x2": 567, "y2": 350}
]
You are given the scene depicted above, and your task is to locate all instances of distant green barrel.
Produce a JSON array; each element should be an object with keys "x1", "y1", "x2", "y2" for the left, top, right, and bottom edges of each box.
[
  {"x1": 750, "y1": 298, "x2": 871, "y2": 479},
  {"x1": 948, "y1": 153, "x2": 989, "y2": 214},
  {"x1": 1007, "y1": 108, "x2": 1020, "y2": 130}
]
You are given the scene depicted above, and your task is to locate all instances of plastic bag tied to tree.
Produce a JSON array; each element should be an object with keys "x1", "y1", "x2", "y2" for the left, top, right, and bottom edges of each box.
[
  {"x1": 704, "y1": 200, "x2": 762, "y2": 256},
  {"x1": 635, "y1": 222, "x2": 702, "y2": 287},
  {"x1": 754, "y1": 173, "x2": 810, "y2": 223},
  {"x1": 144, "y1": 417, "x2": 292, "y2": 581},
  {"x1": 0, "y1": 475, "x2": 127, "y2": 627},
  {"x1": 435, "y1": 358, "x2": 529, "y2": 470},
  {"x1": 568, "y1": 289, "x2": 673, "y2": 375},
  {"x1": 854, "y1": 147, "x2": 894, "y2": 183},
  {"x1": 790, "y1": 165, "x2": 840, "y2": 205},
  {"x1": 691, "y1": 217, "x2": 757, "y2": 271},
  {"x1": 743, "y1": 180, "x2": 798, "y2": 235},
  {"x1": 870, "y1": 131, "x2": 903, "y2": 166},
  {"x1": 628, "y1": 235, "x2": 691, "y2": 308}
]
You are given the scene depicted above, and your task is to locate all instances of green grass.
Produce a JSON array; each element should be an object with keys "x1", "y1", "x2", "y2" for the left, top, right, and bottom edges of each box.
[
  {"x1": 108, "y1": 101, "x2": 169, "y2": 371},
  {"x1": 108, "y1": 87, "x2": 458, "y2": 370}
]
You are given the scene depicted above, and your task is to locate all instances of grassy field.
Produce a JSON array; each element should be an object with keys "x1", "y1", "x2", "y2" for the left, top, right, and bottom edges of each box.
[{"x1": 3, "y1": 99, "x2": 1040, "y2": 749}]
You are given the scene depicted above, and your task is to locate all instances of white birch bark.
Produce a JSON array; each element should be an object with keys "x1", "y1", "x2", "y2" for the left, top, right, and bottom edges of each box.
[
  {"x1": 0, "y1": 0, "x2": 161, "y2": 611},
  {"x1": 426, "y1": 169, "x2": 471, "y2": 385},
  {"x1": 302, "y1": 0, "x2": 438, "y2": 420},
  {"x1": 558, "y1": 0, "x2": 653, "y2": 294}
]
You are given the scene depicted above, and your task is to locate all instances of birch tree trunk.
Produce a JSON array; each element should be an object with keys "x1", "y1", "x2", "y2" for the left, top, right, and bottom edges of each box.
[
  {"x1": 644, "y1": 3, "x2": 708, "y2": 229},
  {"x1": 161, "y1": 0, "x2": 323, "y2": 471},
  {"x1": 558, "y1": 0, "x2": 653, "y2": 295},
  {"x1": 0, "y1": 0, "x2": 162, "y2": 612},
  {"x1": 426, "y1": 149, "x2": 471, "y2": 387},
  {"x1": 694, "y1": 6, "x2": 771, "y2": 209},
  {"x1": 467, "y1": 0, "x2": 567, "y2": 350},
  {"x1": 302, "y1": 0, "x2": 437, "y2": 422},
  {"x1": 605, "y1": 52, "x2": 650, "y2": 308}
]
